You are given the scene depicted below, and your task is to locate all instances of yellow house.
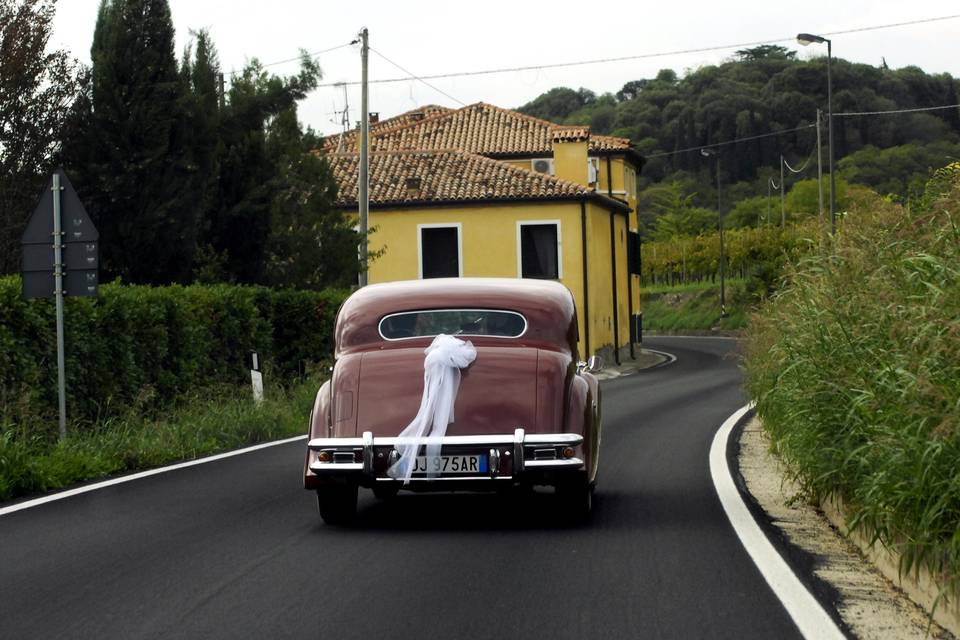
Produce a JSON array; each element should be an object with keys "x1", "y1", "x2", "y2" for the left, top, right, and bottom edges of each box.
[{"x1": 325, "y1": 103, "x2": 645, "y2": 364}]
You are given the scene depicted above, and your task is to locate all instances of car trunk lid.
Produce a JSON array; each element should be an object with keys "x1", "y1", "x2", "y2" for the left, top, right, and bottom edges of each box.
[{"x1": 356, "y1": 345, "x2": 538, "y2": 437}]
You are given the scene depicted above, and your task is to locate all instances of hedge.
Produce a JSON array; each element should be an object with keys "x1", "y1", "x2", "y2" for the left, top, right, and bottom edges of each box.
[{"x1": 0, "y1": 277, "x2": 347, "y2": 432}]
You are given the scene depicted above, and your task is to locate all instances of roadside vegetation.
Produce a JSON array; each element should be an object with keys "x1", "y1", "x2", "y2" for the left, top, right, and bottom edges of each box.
[
  {"x1": 642, "y1": 280, "x2": 748, "y2": 333},
  {"x1": 744, "y1": 164, "x2": 960, "y2": 598},
  {"x1": 0, "y1": 375, "x2": 320, "y2": 501},
  {"x1": 0, "y1": 277, "x2": 344, "y2": 501}
]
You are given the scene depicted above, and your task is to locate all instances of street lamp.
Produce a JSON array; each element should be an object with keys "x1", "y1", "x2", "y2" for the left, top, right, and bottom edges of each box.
[
  {"x1": 701, "y1": 147, "x2": 726, "y2": 318},
  {"x1": 797, "y1": 32, "x2": 835, "y2": 235}
]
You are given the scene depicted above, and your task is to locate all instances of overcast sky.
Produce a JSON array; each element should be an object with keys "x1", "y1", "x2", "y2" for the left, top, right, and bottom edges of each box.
[{"x1": 50, "y1": 1, "x2": 960, "y2": 137}]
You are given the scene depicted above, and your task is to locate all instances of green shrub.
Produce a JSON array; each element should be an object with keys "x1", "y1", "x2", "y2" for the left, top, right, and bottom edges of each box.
[
  {"x1": 0, "y1": 278, "x2": 347, "y2": 432},
  {"x1": 744, "y1": 175, "x2": 960, "y2": 596}
]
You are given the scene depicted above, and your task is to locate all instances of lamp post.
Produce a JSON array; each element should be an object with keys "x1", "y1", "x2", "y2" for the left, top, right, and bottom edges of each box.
[
  {"x1": 797, "y1": 32, "x2": 835, "y2": 235},
  {"x1": 701, "y1": 148, "x2": 725, "y2": 318}
]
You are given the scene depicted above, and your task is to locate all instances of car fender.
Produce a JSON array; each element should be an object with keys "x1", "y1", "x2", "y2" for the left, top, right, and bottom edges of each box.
[{"x1": 303, "y1": 380, "x2": 331, "y2": 485}]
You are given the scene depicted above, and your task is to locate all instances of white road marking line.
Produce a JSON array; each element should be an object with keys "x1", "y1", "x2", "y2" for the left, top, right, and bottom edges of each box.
[
  {"x1": 710, "y1": 404, "x2": 845, "y2": 640},
  {"x1": 643, "y1": 348, "x2": 677, "y2": 367},
  {"x1": 646, "y1": 335, "x2": 739, "y2": 340},
  {"x1": 0, "y1": 435, "x2": 307, "y2": 517}
]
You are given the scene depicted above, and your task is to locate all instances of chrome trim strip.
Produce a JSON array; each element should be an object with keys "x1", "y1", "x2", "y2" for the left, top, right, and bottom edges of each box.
[
  {"x1": 374, "y1": 476, "x2": 514, "y2": 482},
  {"x1": 514, "y1": 427, "x2": 525, "y2": 474},
  {"x1": 308, "y1": 433, "x2": 582, "y2": 449},
  {"x1": 524, "y1": 458, "x2": 584, "y2": 469},
  {"x1": 309, "y1": 462, "x2": 363, "y2": 473},
  {"x1": 362, "y1": 431, "x2": 374, "y2": 475}
]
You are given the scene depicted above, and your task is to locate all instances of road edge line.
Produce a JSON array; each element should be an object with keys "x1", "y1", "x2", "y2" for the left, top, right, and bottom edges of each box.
[
  {"x1": 709, "y1": 404, "x2": 845, "y2": 640},
  {"x1": 0, "y1": 434, "x2": 307, "y2": 517}
]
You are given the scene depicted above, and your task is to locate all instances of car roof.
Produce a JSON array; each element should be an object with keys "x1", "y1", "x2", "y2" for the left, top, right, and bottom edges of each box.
[{"x1": 335, "y1": 278, "x2": 578, "y2": 356}]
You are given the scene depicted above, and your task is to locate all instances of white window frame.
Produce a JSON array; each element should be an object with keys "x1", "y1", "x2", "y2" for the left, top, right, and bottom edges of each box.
[
  {"x1": 516, "y1": 220, "x2": 562, "y2": 280},
  {"x1": 417, "y1": 223, "x2": 463, "y2": 279}
]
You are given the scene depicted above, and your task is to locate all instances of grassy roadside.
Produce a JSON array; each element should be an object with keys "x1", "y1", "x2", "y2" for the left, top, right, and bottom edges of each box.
[
  {"x1": 0, "y1": 375, "x2": 321, "y2": 502},
  {"x1": 743, "y1": 176, "x2": 960, "y2": 600},
  {"x1": 641, "y1": 279, "x2": 749, "y2": 332}
]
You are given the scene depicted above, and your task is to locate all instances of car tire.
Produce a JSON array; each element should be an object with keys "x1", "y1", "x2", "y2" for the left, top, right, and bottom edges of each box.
[
  {"x1": 372, "y1": 485, "x2": 400, "y2": 501},
  {"x1": 556, "y1": 481, "x2": 593, "y2": 523},
  {"x1": 317, "y1": 484, "x2": 358, "y2": 525}
]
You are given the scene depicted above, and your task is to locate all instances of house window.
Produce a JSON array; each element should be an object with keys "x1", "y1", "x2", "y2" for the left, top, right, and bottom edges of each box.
[
  {"x1": 517, "y1": 221, "x2": 561, "y2": 280},
  {"x1": 418, "y1": 224, "x2": 462, "y2": 279}
]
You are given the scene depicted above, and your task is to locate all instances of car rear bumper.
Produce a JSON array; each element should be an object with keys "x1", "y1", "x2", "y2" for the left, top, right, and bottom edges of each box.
[{"x1": 304, "y1": 428, "x2": 584, "y2": 489}]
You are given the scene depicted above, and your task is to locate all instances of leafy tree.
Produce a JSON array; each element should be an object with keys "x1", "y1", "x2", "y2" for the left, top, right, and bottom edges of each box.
[
  {"x1": 204, "y1": 56, "x2": 322, "y2": 284},
  {"x1": 726, "y1": 195, "x2": 769, "y2": 228},
  {"x1": 62, "y1": 0, "x2": 195, "y2": 284},
  {"x1": 0, "y1": 0, "x2": 83, "y2": 274},
  {"x1": 518, "y1": 51, "x2": 960, "y2": 228},
  {"x1": 263, "y1": 109, "x2": 358, "y2": 289}
]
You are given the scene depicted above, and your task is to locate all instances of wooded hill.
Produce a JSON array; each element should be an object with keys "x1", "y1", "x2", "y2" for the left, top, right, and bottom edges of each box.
[{"x1": 517, "y1": 46, "x2": 960, "y2": 234}]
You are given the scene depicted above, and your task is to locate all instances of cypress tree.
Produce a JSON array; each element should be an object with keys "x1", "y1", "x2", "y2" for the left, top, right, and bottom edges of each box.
[{"x1": 64, "y1": 0, "x2": 195, "y2": 284}]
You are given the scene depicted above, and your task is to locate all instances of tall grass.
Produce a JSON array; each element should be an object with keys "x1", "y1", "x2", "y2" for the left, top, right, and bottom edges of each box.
[
  {"x1": 0, "y1": 375, "x2": 321, "y2": 501},
  {"x1": 744, "y1": 182, "x2": 960, "y2": 596}
]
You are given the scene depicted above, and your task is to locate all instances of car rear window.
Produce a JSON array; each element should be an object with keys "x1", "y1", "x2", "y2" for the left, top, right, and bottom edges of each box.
[{"x1": 378, "y1": 309, "x2": 527, "y2": 340}]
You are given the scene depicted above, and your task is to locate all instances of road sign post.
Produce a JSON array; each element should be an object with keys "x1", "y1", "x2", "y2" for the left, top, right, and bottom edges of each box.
[
  {"x1": 53, "y1": 174, "x2": 67, "y2": 440},
  {"x1": 21, "y1": 169, "x2": 99, "y2": 440}
]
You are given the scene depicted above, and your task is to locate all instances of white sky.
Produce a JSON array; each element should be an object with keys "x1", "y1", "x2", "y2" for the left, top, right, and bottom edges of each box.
[{"x1": 50, "y1": 1, "x2": 960, "y2": 137}]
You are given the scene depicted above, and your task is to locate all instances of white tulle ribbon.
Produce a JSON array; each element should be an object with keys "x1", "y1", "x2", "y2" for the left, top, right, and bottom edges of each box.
[{"x1": 387, "y1": 334, "x2": 477, "y2": 484}]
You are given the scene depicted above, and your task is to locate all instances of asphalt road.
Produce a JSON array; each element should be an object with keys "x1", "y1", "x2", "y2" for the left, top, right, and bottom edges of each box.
[{"x1": 0, "y1": 336, "x2": 803, "y2": 639}]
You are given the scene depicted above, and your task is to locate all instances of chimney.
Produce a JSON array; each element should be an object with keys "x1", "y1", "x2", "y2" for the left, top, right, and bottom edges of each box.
[
  {"x1": 551, "y1": 126, "x2": 591, "y2": 187},
  {"x1": 405, "y1": 177, "x2": 421, "y2": 199},
  {"x1": 370, "y1": 112, "x2": 379, "y2": 124}
]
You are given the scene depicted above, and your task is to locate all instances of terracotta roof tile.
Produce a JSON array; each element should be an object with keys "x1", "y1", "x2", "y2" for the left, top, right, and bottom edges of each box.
[
  {"x1": 552, "y1": 126, "x2": 591, "y2": 143},
  {"x1": 329, "y1": 102, "x2": 632, "y2": 156},
  {"x1": 323, "y1": 105, "x2": 453, "y2": 153},
  {"x1": 329, "y1": 149, "x2": 594, "y2": 207}
]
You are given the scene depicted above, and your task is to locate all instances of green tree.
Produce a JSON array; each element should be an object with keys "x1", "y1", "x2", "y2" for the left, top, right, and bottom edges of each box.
[
  {"x1": 62, "y1": 0, "x2": 195, "y2": 284},
  {"x1": 263, "y1": 109, "x2": 358, "y2": 289},
  {"x1": 0, "y1": 0, "x2": 83, "y2": 274},
  {"x1": 204, "y1": 56, "x2": 322, "y2": 284}
]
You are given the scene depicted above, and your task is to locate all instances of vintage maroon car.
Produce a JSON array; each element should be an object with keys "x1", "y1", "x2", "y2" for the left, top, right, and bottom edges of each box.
[{"x1": 303, "y1": 278, "x2": 603, "y2": 524}]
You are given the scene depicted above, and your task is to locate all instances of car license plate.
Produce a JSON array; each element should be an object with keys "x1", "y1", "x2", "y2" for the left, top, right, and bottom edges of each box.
[{"x1": 413, "y1": 454, "x2": 487, "y2": 474}]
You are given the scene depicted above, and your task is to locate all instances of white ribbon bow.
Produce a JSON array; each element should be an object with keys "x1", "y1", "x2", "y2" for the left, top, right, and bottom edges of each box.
[{"x1": 387, "y1": 334, "x2": 477, "y2": 483}]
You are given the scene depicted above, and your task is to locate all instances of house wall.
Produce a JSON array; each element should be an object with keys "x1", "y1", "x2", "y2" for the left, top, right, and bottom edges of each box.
[
  {"x1": 583, "y1": 202, "x2": 630, "y2": 361},
  {"x1": 365, "y1": 200, "x2": 632, "y2": 360},
  {"x1": 596, "y1": 154, "x2": 642, "y2": 342}
]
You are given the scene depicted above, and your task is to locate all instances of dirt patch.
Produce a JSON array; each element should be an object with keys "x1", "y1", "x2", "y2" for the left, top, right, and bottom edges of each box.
[{"x1": 738, "y1": 417, "x2": 953, "y2": 639}]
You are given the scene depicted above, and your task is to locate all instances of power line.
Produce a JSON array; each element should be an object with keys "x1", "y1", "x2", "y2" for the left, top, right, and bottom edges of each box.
[
  {"x1": 370, "y1": 48, "x2": 466, "y2": 106},
  {"x1": 784, "y1": 149, "x2": 814, "y2": 173},
  {"x1": 316, "y1": 14, "x2": 960, "y2": 88},
  {"x1": 224, "y1": 42, "x2": 354, "y2": 76},
  {"x1": 644, "y1": 124, "x2": 816, "y2": 159},
  {"x1": 835, "y1": 103, "x2": 960, "y2": 117}
]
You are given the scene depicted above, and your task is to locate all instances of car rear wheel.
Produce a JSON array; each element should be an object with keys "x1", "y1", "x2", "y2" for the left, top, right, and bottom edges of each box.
[
  {"x1": 556, "y1": 481, "x2": 593, "y2": 523},
  {"x1": 317, "y1": 484, "x2": 358, "y2": 525}
]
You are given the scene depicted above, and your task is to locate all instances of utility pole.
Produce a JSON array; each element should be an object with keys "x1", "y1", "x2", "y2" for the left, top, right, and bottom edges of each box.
[
  {"x1": 766, "y1": 177, "x2": 772, "y2": 226},
  {"x1": 816, "y1": 109, "x2": 824, "y2": 227},
  {"x1": 780, "y1": 154, "x2": 786, "y2": 227},
  {"x1": 358, "y1": 27, "x2": 370, "y2": 287},
  {"x1": 701, "y1": 148, "x2": 725, "y2": 317},
  {"x1": 218, "y1": 72, "x2": 225, "y2": 110}
]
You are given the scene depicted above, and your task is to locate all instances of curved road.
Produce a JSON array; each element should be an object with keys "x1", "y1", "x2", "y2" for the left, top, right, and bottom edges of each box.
[{"x1": 0, "y1": 337, "x2": 804, "y2": 639}]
